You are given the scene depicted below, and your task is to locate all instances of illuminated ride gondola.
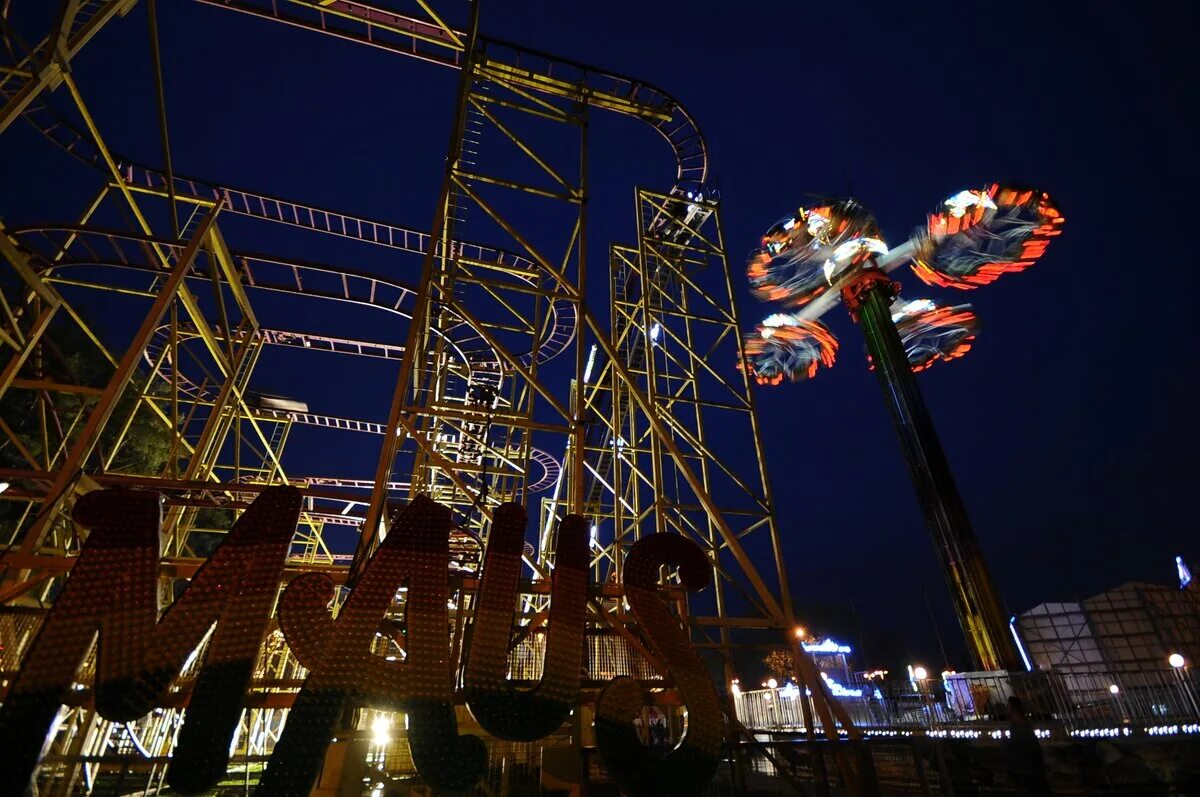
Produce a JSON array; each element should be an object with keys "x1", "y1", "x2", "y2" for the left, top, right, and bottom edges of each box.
[
  {"x1": 747, "y1": 199, "x2": 885, "y2": 307},
  {"x1": 911, "y1": 184, "x2": 1064, "y2": 290},
  {"x1": 739, "y1": 315, "x2": 838, "y2": 385},
  {"x1": 883, "y1": 298, "x2": 979, "y2": 373}
]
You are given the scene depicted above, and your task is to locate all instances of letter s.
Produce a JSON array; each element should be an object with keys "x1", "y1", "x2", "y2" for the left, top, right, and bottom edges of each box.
[{"x1": 594, "y1": 535, "x2": 724, "y2": 797}]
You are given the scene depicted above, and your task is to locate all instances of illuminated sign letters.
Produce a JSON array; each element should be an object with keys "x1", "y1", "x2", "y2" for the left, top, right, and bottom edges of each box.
[{"x1": 0, "y1": 488, "x2": 723, "y2": 796}]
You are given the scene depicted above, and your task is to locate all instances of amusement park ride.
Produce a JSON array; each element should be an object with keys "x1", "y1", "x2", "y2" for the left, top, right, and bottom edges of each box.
[
  {"x1": 0, "y1": 1, "x2": 1060, "y2": 795},
  {"x1": 741, "y1": 188, "x2": 1063, "y2": 673}
]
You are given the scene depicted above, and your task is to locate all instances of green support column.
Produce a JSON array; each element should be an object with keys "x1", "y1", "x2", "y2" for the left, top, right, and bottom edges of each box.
[{"x1": 848, "y1": 272, "x2": 1022, "y2": 672}]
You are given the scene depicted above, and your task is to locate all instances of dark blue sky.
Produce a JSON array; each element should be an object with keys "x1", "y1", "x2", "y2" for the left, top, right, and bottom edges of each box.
[{"x1": 4, "y1": 0, "x2": 1197, "y2": 669}]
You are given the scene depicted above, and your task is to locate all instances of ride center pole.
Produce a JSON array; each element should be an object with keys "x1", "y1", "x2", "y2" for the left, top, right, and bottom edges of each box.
[{"x1": 842, "y1": 269, "x2": 1022, "y2": 673}]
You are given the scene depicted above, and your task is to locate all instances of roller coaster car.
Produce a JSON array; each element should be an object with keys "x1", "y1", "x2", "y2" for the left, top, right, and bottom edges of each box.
[
  {"x1": 249, "y1": 393, "x2": 309, "y2": 415},
  {"x1": 649, "y1": 188, "x2": 713, "y2": 244},
  {"x1": 467, "y1": 383, "x2": 497, "y2": 408}
]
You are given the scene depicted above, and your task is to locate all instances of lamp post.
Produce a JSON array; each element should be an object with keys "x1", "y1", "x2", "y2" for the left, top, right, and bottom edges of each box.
[
  {"x1": 1169, "y1": 654, "x2": 1200, "y2": 717},
  {"x1": 910, "y1": 665, "x2": 936, "y2": 729},
  {"x1": 1107, "y1": 682, "x2": 1129, "y2": 724}
]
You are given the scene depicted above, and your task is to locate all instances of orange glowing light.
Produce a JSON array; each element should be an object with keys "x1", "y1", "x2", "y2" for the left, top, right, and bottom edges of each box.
[
  {"x1": 740, "y1": 319, "x2": 839, "y2": 385},
  {"x1": 869, "y1": 301, "x2": 980, "y2": 374},
  {"x1": 912, "y1": 184, "x2": 1063, "y2": 290}
]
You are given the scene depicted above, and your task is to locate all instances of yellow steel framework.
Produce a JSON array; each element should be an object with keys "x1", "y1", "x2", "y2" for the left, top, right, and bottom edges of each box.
[{"x1": 0, "y1": 1, "x2": 872, "y2": 793}]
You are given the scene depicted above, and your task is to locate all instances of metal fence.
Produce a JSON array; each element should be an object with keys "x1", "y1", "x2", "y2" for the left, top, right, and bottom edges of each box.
[
  {"x1": 735, "y1": 669, "x2": 1200, "y2": 735},
  {"x1": 723, "y1": 735, "x2": 1186, "y2": 796}
]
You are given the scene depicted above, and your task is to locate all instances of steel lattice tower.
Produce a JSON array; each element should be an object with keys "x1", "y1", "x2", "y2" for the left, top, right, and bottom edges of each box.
[{"x1": 0, "y1": 2, "x2": 864, "y2": 792}]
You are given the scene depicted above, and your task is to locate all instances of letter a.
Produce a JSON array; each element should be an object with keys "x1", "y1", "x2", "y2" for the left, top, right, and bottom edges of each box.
[{"x1": 258, "y1": 496, "x2": 485, "y2": 796}]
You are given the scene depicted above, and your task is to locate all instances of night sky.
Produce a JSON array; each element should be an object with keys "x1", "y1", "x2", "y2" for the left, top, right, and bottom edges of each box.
[{"x1": 3, "y1": 1, "x2": 1198, "y2": 671}]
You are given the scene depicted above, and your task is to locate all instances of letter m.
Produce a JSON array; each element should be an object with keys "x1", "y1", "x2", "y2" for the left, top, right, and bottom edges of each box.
[{"x1": 0, "y1": 486, "x2": 300, "y2": 796}]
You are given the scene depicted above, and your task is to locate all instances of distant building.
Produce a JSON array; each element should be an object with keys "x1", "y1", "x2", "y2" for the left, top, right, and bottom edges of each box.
[
  {"x1": 802, "y1": 638, "x2": 853, "y2": 686},
  {"x1": 1016, "y1": 581, "x2": 1200, "y2": 674}
]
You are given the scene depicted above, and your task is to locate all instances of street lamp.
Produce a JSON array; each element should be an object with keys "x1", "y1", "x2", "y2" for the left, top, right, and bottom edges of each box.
[
  {"x1": 767, "y1": 678, "x2": 779, "y2": 690},
  {"x1": 1108, "y1": 684, "x2": 1120, "y2": 695},
  {"x1": 1168, "y1": 653, "x2": 1200, "y2": 716},
  {"x1": 793, "y1": 626, "x2": 807, "y2": 640},
  {"x1": 910, "y1": 665, "x2": 935, "y2": 728}
]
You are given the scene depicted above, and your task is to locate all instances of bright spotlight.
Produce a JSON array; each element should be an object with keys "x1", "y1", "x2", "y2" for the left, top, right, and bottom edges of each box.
[{"x1": 371, "y1": 714, "x2": 392, "y2": 746}]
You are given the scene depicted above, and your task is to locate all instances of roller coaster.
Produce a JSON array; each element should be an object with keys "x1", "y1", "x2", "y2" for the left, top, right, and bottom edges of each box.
[{"x1": 0, "y1": 2, "x2": 859, "y2": 793}]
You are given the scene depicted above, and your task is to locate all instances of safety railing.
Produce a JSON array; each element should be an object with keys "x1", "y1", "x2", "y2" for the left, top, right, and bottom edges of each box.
[{"x1": 735, "y1": 668, "x2": 1200, "y2": 737}]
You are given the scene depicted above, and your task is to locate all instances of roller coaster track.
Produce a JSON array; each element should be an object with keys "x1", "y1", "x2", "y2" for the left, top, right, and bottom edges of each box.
[
  {"x1": 4, "y1": 0, "x2": 709, "y2": 386},
  {"x1": 3, "y1": 0, "x2": 707, "y2": 206},
  {"x1": 179, "y1": 0, "x2": 715, "y2": 530},
  {"x1": 258, "y1": 328, "x2": 404, "y2": 360},
  {"x1": 145, "y1": 326, "x2": 404, "y2": 400},
  {"x1": 244, "y1": 406, "x2": 559, "y2": 493},
  {"x1": 9, "y1": 226, "x2": 566, "y2": 493},
  {"x1": 246, "y1": 410, "x2": 560, "y2": 494},
  {"x1": 2, "y1": 94, "x2": 576, "y2": 366},
  {"x1": 189, "y1": 0, "x2": 707, "y2": 190},
  {"x1": 11, "y1": 225, "x2": 493, "y2": 377},
  {"x1": 245, "y1": 410, "x2": 561, "y2": 494},
  {"x1": 118, "y1": 164, "x2": 578, "y2": 367},
  {"x1": 2, "y1": 0, "x2": 706, "y2": 520}
]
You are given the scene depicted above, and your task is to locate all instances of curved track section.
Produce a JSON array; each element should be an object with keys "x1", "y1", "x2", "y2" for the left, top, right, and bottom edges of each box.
[
  {"x1": 119, "y1": 165, "x2": 577, "y2": 367},
  {"x1": 4, "y1": 0, "x2": 708, "y2": 366},
  {"x1": 10, "y1": 226, "x2": 497, "y2": 381},
  {"x1": 0, "y1": 93, "x2": 576, "y2": 366},
  {"x1": 144, "y1": 325, "x2": 407, "y2": 401},
  {"x1": 525, "y1": 447, "x2": 562, "y2": 494},
  {"x1": 252, "y1": 409, "x2": 560, "y2": 495},
  {"x1": 189, "y1": 0, "x2": 707, "y2": 190},
  {"x1": 3, "y1": 0, "x2": 705, "y2": 356},
  {"x1": 9, "y1": 225, "x2": 564, "y2": 493}
]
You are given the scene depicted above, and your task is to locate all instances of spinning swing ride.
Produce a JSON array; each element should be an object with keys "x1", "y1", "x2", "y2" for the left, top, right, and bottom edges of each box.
[{"x1": 742, "y1": 184, "x2": 1064, "y2": 672}]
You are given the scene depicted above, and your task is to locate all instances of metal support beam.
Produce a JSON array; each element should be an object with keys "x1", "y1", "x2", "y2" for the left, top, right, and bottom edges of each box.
[
  {"x1": 0, "y1": 0, "x2": 137, "y2": 135},
  {"x1": 14, "y1": 205, "x2": 220, "y2": 557}
]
